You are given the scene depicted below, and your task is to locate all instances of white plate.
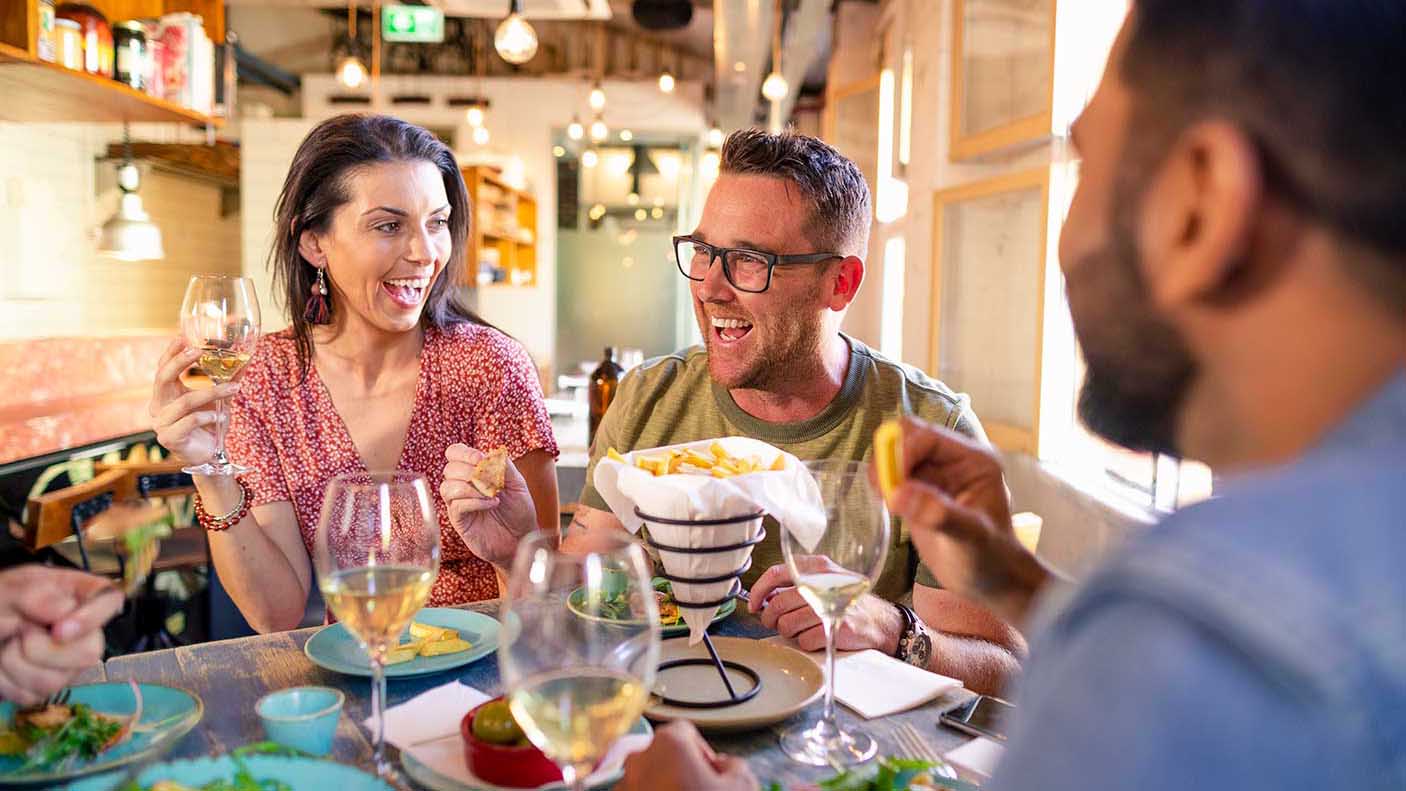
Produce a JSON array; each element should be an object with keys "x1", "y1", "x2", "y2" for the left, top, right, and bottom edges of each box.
[
  {"x1": 399, "y1": 718, "x2": 652, "y2": 791},
  {"x1": 645, "y1": 636, "x2": 825, "y2": 733}
]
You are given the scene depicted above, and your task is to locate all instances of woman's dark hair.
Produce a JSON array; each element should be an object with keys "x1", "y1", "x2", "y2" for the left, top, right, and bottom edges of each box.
[{"x1": 270, "y1": 113, "x2": 487, "y2": 380}]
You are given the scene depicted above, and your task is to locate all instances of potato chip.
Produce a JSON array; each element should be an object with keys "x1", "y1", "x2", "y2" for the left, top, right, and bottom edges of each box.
[
  {"x1": 385, "y1": 645, "x2": 420, "y2": 665},
  {"x1": 419, "y1": 638, "x2": 473, "y2": 656},
  {"x1": 874, "y1": 419, "x2": 903, "y2": 498},
  {"x1": 409, "y1": 622, "x2": 457, "y2": 642}
]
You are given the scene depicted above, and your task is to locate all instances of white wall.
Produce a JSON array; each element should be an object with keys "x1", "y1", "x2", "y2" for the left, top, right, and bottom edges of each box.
[
  {"x1": 238, "y1": 119, "x2": 318, "y2": 332},
  {"x1": 274, "y1": 75, "x2": 709, "y2": 372},
  {"x1": 0, "y1": 122, "x2": 241, "y2": 340}
]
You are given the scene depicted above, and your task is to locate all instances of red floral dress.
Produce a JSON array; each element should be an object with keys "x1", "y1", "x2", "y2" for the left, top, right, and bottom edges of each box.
[{"x1": 226, "y1": 323, "x2": 558, "y2": 606}]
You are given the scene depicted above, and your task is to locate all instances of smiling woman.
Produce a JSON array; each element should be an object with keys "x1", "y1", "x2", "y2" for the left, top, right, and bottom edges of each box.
[{"x1": 147, "y1": 115, "x2": 561, "y2": 632}]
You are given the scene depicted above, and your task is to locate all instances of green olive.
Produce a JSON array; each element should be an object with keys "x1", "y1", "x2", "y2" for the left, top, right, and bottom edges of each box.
[{"x1": 472, "y1": 701, "x2": 525, "y2": 745}]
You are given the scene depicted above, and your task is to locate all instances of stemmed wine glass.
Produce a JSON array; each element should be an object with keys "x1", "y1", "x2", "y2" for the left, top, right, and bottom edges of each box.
[
  {"x1": 314, "y1": 471, "x2": 441, "y2": 779},
  {"x1": 498, "y1": 531, "x2": 661, "y2": 791},
  {"x1": 178, "y1": 274, "x2": 261, "y2": 476},
  {"x1": 779, "y1": 459, "x2": 892, "y2": 767}
]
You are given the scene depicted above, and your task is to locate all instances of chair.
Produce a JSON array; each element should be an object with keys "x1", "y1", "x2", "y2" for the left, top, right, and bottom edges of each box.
[{"x1": 21, "y1": 461, "x2": 208, "y2": 654}]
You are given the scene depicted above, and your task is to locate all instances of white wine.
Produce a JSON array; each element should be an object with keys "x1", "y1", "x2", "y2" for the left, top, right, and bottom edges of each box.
[
  {"x1": 508, "y1": 668, "x2": 647, "y2": 773},
  {"x1": 198, "y1": 347, "x2": 253, "y2": 384},
  {"x1": 320, "y1": 564, "x2": 433, "y2": 656},
  {"x1": 796, "y1": 571, "x2": 872, "y2": 622}
]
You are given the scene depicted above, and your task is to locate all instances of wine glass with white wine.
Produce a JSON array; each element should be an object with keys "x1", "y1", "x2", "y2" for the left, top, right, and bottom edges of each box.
[
  {"x1": 779, "y1": 459, "x2": 892, "y2": 767},
  {"x1": 498, "y1": 531, "x2": 661, "y2": 791},
  {"x1": 178, "y1": 273, "x2": 261, "y2": 476},
  {"x1": 314, "y1": 471, "x2": 440, "y2": 779}
]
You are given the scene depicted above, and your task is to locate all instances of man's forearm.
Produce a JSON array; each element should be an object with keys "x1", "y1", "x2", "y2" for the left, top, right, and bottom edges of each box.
[{"x1": 925, "y1": 631, "x2": 1022, "y2": 697}]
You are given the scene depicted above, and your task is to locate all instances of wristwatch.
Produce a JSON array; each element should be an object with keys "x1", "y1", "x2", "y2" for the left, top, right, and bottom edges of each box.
[{"x1": 894, "y1": 603, "x2": 933, "y2": 668}]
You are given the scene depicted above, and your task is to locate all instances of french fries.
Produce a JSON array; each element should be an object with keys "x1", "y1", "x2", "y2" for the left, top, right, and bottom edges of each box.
[
  {"x1": 385, "y1": 621, "x2": 473, "y2": 664},
  {"x1": 609, "y1": 443, "x2": 788, "y2": 479},
  {"x1": 873, "y1": 419, "x2": 903, "y2": 498}
]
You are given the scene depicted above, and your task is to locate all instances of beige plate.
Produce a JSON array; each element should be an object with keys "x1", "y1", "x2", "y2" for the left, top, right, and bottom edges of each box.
[{"x1": 646, "y1": 636, "x2": 824, "y2": 733}]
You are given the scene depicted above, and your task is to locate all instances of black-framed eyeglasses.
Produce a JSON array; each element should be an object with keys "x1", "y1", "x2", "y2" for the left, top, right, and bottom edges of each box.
[{"x1": 673, "y1": 236, "x2": 843, "y2": 293}]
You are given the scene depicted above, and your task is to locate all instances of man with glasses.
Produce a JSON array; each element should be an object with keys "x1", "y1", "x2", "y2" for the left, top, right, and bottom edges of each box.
[{"x1": 567, "y1": 129, "x2": 1025, "y2": 694}]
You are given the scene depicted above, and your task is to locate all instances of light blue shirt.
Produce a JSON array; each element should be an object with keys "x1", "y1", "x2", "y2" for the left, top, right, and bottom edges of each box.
[{"x1": 992, "y1": 372, "x2": 1406, "y2": 791}]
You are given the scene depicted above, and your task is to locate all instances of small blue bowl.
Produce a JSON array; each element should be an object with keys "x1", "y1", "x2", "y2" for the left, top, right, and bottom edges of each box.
[{"x1": 256, "y1": 686, "x2": 344, "y2": 756}]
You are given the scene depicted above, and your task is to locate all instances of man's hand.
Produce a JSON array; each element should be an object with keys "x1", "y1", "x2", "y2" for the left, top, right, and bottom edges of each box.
[
  {"x1": 747, "y1": 561, "x2": 905, "y2": 653},
  {"x1": 889, "y1": 416, "x2": 1054, "y2": 625},
  {"x1": 441, "y1": 444, "x2": 540, "y2": 569},
  {"x1": 617, "y1": 721, "x2": 758, "y2": 791},
  {"x1": 0, "y1": 566, "x2": 122, "y2": 705}
]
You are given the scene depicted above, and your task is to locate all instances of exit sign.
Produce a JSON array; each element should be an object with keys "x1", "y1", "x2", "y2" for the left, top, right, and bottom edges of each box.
[{"x1": 382, "y1": 5, "x2": 445, "y2": 43}]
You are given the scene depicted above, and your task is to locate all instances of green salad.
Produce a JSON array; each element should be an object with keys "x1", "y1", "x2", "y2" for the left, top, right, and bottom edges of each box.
[
  {"x1": 585, "y1": 577, "x2": 682, "y2": 626},
  {"x1": 115, "y1": 744, "x2": 299, "y2": 791},
  {"x1": 0, "y1": 702, "x2": 127, "y2": 774},
  {"x1": 767, "y1": 758, "x2": 949, "y2": 791}
]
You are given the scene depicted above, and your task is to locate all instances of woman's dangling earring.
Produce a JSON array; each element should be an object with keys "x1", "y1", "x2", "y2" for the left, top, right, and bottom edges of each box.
[{"x1": 304, "y1": 266, "x2": 331, "y2": 325}]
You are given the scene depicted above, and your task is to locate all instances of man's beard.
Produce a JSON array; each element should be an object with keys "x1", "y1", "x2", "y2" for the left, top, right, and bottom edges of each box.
[
  {"x1": 701, "y1": 300, "x2": 827, "y2": 392},
  {"x1": 1070, "y1": 195, "x2": 1198, "y2": 456}
]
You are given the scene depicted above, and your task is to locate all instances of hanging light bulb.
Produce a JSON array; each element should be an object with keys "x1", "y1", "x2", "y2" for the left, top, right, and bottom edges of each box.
[
  {"x1": 567, "y1": 116, "x2": 584, "y2": 141},
  {"x1": 619, "y1": 129, "x2": 633, "y2": 142},
  {"x1": 762, "y1": 70, "x2": 788, "y2": 102},
  {"x1": 761, "y1": 0, "x2": 788, "y2": 102},
  {"x1": 465, "y1": 104, "x2": 485, "y2": 127},
  {"x1": 581, "y1": 149, "x2": 599, "y2": 168},
  {"x1": 706, "y1": 125, "x2": 724, "y2": 149},
  {"x1": 658, "y1": 70, "x2": 675, "y2": 94},
  {"x1": 336, "y1": 54, "x2": 367, "y2": 89},
  {"x1": 472, "y1": 126, "x2": 490, "y2": 145},
  {"x1": 98, "y1": 127, "x2": 164, "y2": 261},
  {"x1": 494, "y1": 0, "x2": 537, "y2": 64},
  {"x1": 589, "y1": 82, "x2": 606, "y2": 111},
  {"x1": 552, "y1": 145, "x2": 566, "y2": 158},
  {"x1": 590, "y1": 118, "x2": 608, "y2": 142}
]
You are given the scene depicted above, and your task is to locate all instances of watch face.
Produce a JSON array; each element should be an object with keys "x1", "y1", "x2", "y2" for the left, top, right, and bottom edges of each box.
[{"x1": 909, "y1": 631, "x2": 933, "y2": 667}]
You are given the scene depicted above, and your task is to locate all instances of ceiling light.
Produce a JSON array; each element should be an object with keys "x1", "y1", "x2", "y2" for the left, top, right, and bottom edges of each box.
[
  {"x1": 706, "y1": 125, "x2": 724, "y2": 148},
  {"x1": 619, "y1": 129, "x2": 633, "y2": 142},
  {"x1": 634, "y1": 208, "x2": 647, "y2": 221},
  {"x1": 472, "y1": 126, "x2": 490, "y2": 145},
  {"x1": 589, "y1": 82, "x2": 606, "y2": 111},
  {"x1": 762, "y1": 71, "x2": 788, "y2": 102},
  {"x1": 494, "y1": 0, "x2": 538, "y2": 64},
  {"x1": 567, "y1": 116, "x2": 584, "y2": 140},
  {"x1": 98, "y1": 129, "x2": 164, "y2": 261},
  {"x1": 552, "y1": 145, "x2": 566, "y2": 157},
  {"x1": 658, "y1": 70, "x2": 675, "y2": 93},
  {"x1": 582, "y1": 149, "x2": 599, "y2": 168},
  {"x1": 590, "y1": 119, "x2": 608, "y2": 142},
  {"x1": 627, "y1": 192, "x2": 640, "y2": 206},
  {"x1": 336, "y1": 54, "x2": 367, "y2": 89},
  {"x1": 651, "y1": 207, "x2": 663, "y2": 219},
  {"x1": 465, "y1": 105, "x2": 485, "y2": 127},
  {"x1": 588, "y1": 203, "x2": 606, "y2": 221}
]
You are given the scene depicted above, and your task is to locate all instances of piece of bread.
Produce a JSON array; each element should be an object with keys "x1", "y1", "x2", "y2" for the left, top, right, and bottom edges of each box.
[{"x1": 469, "y1": 448, "x2": 508, "y2": 497}]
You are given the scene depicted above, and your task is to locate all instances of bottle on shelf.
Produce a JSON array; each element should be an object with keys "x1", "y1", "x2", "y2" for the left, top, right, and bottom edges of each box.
[{"x1": 588, "y1": 347, "x2": 623, "y2": 448}]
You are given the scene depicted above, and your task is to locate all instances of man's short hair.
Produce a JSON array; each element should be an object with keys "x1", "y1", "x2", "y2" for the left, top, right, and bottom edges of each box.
[
  {"x1": 1123, "y1": 0, "x2": 1406, "y2": 311},
  {"x1": 720, "y1": 128, "x2": 872, "y2": 258}
]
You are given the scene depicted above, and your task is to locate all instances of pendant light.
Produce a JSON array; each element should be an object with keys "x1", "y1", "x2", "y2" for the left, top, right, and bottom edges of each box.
[
  {"x1": 98, "y1": 125, "x2": 164, "y2": 262},
  {"x1": 761, "y1": 0, "x2": 789, "y2": 102},
  {"x1": 336, "y1": 1, "x2": 367, "y2": 88},
  {"x1": 589, "y1": 81, "x2": 606, "y2": 111},
  {"x1": 590, "y1": 117, "x2": 608, "y2": 142},
  {"x1": 494, "y1": 0, "x2": 538, "y2": 65},
  {"x1": 567, "y1": 115, "x2": 585, "y2": 141}
]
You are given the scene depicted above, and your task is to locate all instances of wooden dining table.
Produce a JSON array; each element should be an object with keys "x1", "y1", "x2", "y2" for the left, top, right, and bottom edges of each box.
[{"x1": 73, "y1": 601, "x2": 978, "y2": 788}]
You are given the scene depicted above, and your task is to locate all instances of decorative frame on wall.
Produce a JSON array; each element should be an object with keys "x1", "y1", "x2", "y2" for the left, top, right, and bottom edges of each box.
[
  {"x1": 822, "y1": 75, "x2": 882, "y2": 213},
  {"x1": 949, "y1": 0, "x2": 1058, "y2": 160},
  {"x1": 930, "y1": 167, "x2": 1051, "y2": 454}
]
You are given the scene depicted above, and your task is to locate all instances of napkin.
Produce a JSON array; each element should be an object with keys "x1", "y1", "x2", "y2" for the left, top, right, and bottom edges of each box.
[
  {"x1": 365, "y1": 680, "x2": 654, "y2": 787},
  {"x1": 762, "y1": 638, "x2": 965, "y2": 719},
  {"x1": 594, "y1": 437, "x2": 827, "y2": 644},
  {"x1": 944, "y1": 736, "x2": 1005, "y2": 780}
]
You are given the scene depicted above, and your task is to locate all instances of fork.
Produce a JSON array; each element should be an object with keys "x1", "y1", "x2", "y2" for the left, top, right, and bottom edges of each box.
[
  {"x1": 891, "y1": 721, "x2": 982, "y2": 791},
  {"x1": 38, "y1": 686, "x2": 72, "y2": 708}
]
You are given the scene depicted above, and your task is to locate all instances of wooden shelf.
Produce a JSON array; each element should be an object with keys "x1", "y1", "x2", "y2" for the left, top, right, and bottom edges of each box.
[
  {"x1": 0, "y1": 42, "x2": 220, "y2": 125},
  {"x1": 462, "y1": 165, "x2": 539, "y2": 289}
]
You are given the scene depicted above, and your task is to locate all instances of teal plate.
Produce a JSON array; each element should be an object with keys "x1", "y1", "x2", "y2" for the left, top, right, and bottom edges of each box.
[
  {"x1": 567, "y1": 578, "x2": 736, "y2": 637},
  {"x1": 304, "y1": 608, "x2": 500, "y2": 678},
  {"x1": 400, "y1": 716, "x2": 652, "y2": 791},
  {"x1": 0, "y1": 682, "x2": 202, "y2": 786},
  {"x1": 65, "y1": 753, "x2": 395, "y2": 791}
]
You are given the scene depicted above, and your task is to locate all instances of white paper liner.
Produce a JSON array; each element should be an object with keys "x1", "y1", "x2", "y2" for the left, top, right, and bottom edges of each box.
[{"x1": 593, "y1": 437, "x2": 826, "y2": 644}]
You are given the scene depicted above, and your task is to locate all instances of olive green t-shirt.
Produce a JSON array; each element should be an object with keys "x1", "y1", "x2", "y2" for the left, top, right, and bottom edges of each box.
[{"x1": 579, "y1": 335, "x2": 988, "y2": 602}]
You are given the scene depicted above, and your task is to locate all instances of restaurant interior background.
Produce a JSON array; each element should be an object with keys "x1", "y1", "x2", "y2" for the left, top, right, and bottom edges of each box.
[{"x1": 0, "y1": 0, "x2": 1212, "y2": 644}]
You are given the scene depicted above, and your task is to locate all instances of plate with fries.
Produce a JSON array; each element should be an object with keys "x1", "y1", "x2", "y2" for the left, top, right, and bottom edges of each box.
[
  {"x1": 303, "y1": 608, "x2": 500, "y2": 678},
  {"x1": 608, "y1": 440, "x2": 788, "y2": 479}
]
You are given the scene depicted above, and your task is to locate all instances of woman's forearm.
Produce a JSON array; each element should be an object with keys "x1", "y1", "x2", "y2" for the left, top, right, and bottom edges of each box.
[{"x1": 196, "y1": 477, "x2": 311, "y2": 633}]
